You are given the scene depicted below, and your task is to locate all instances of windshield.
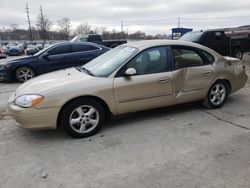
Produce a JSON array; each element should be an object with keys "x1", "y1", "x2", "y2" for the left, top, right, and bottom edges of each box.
[
  {"x1": 82, "y1": 46, "x2": 138, "y2": 77},
  {"x1": 179, "y1": 32, "x2": 203, "y2": 42},
  {"x1": 70, "y1": 36, "x2": 88, "y2": 42},
  {"x1": 33, "y1": 44, "x2": 54, "y2": 56}
]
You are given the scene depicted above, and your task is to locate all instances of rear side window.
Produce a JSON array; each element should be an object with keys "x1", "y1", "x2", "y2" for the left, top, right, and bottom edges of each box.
[
  {"x1": 172, "y1": 47, "x2": 204, "y2": 69},
  {"x1": 48, "y1": 45, "x2": 70, "y2": 55},
  {"x1": 72, "y1": 44, "x2": 99, "y2": 53},
  {"x1": 200, "y1": 50, "x2": 215, "y2": 64}
]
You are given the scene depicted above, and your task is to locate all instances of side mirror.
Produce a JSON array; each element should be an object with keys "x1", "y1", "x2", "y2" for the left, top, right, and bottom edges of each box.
[
  {"x1": 124, "y1": 68, "x2": 137, "y2": 76},
  {"x1": 41, "y1": 52, "x2": 49, "y2": 59}
]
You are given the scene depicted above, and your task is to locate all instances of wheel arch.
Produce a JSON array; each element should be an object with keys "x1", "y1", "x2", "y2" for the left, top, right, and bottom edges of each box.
[
  {"x1": 212, "y1": 78, "x2": 232, "y2": 93},
  {"x1": 14, "y1": 65, "x2": 37, "y2": 76},
  {"x1": 57, "y1": 95, "x2": 112, "y2": 128}
]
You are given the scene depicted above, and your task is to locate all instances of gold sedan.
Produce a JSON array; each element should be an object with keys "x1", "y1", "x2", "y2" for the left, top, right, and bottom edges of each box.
[{"x1": 8, "y1": 40, "x2": 248, "y2": 138}]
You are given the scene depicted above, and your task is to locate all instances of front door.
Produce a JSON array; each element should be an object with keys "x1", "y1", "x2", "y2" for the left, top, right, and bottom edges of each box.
[
  {"x1": 44, "y1": 44, "x2": 72, "y2": 73},
  {"x1": 113, "y1": 46, "x2": 174, "y2": 115}
]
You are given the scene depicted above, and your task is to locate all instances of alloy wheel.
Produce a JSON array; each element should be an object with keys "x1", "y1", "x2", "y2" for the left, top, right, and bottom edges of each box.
[
  {"x1": 69, "y1": 105, "x2": 100, "y2": 134},
  {"x1": 209, "y1": 83, "x2": 226, "y2": 106}
]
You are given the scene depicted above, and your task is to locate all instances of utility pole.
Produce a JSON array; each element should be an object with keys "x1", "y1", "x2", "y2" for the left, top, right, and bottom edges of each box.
[
  {"x1": 40, "y1": 5, "x2": 46, "y2": 42},
  {"x1": 25, "y1": 3, "x2": 33, "y2": 42},
  {"x1": 121, "y1": 21, "x2": 124, "y2": 32},
  {"x1": 121, "y1": 21, "x2": 124, "y2": 39},
  {"x1": 178, "y1": 17, "x2": 180, "y2": 28}
]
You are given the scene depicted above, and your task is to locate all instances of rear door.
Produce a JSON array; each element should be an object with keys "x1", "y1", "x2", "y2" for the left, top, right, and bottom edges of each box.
[
  {"x1": 171, "y1": 46, "x2": 215, "y2": 104},
  {"x1": 70, "y1": 44, "x2": 102, "y2": 66},
  {"x1": 113, "y1": 46, "x2": 174, "y2": 115}
]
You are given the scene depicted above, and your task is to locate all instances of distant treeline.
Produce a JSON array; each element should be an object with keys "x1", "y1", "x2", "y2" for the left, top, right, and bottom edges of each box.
[{"x1": 0, "y1": 25, "x2": 168, "y2": 42}]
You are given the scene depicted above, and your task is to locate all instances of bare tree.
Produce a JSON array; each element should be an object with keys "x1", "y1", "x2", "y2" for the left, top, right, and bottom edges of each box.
[
  {"x1": 36, "y1": 6, "x2": 51, "y2": 41},
  {"x1": 58, "y1": 17, "x2": 71, "y2": 40},
  {"x1": 10, "y1": 24, "x2": 18, "y2": 31},
  {"x1": 75, "y1": 23, "x2": 92, "y2": 35}
]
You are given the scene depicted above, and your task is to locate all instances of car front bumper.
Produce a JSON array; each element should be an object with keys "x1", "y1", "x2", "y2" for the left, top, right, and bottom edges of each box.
[
  {"x1": 0, "y1": 68, "x2": 13, "y2": 82},
  {"x1": 7, "y1": 96, "x2": 60, "y2": 130}
]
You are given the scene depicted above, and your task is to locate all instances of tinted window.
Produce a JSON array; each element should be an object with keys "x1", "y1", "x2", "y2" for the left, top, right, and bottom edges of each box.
[
  {"x1": 172, "y1": 47, "x2": 204, "y2": 69},
  {"x1": 88, "y1": 35, "x2": 102, "y2": 42},
  {"x1": 179, "y1": 32, "x2": 203, "y2": 42},
  {"x1": 126, "y1": 47, "x2": 168, "y2": 75},
  {"x1": 72, "y1": 44, "x2": 99, "y2": 53},
  {"x1": 48, "y1": 45, "x2": 70, "y2": 55},
  {"x1": 215, "y1": 32, "x2": 222, "y2": 38}
]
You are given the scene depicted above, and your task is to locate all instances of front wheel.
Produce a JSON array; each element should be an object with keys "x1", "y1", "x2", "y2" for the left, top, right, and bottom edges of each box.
[
  {"x1": 15, "y1": 66, "x2": 36, "y2": 82},
  {"x1": 61, "y1": 98, "x2": 105, "y2": 138},
  {"x1": 203, "y1": 81, "x2": 229, "y2": 109}
]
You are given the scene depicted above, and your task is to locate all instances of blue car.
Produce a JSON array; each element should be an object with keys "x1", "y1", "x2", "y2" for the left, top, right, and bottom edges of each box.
[{"x1": 0, "y1": 42, "x2": 110, "y2": 82}]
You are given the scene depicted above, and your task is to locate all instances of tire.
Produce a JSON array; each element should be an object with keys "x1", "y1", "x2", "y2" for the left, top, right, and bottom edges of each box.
[
  {"x1": 15, "y1": 66, "x2": 36, "y2": 82},
  {"x1": 203, "y1": 80, "x2": 229, "y2": 109},
  {"x1": 61, "y1": 98, "x2": 105, "y2": 138},
  {"x1": 233, "y1": 49, "x2": 243, "y2": 60}
]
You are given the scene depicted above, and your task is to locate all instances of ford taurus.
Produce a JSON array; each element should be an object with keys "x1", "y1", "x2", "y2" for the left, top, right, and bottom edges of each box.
[{"x1": 8, "y1": 40, "x2": 248, "y2": 138}]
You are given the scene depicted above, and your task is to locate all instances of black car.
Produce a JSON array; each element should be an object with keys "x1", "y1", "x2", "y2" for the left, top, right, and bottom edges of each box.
[
  {"x1": 71, "y1": 34, "x2": 127, "y2": 48},
  {"x1": 0, "y1": 42, "x2": 110, "y2": 82},
  {"x1": 179, "y1": 29, "x2": 250, "y2": 59}
]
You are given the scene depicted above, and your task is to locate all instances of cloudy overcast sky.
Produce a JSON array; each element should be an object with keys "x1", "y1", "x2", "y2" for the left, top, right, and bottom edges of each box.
[{"x1": 0, "y1": 0, "x2": 250, "y2": 34}]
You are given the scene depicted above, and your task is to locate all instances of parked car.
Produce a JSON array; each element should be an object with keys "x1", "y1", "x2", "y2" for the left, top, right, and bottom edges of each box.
[
  {"x1": 8, "y1": 40, "x2": 247, "y2": 138},
  {"x1": 0, "y1": 45, "x2": 7, "y2": 59},
  {"x1": 0, "y1": 42, "x2": 110, "y2": 82},
  {"x1": 6, "y1": 46, "x2": 24, "y2": 56},
  {"x1": 25, "y1": 44, "x2": 40, "y2": 55},
  {"x1": 71, "y1": 34, "x2": 127, "y2": 48},
  {"x1": 179, "y1": 29, "x2": 250, "y2": 59}
]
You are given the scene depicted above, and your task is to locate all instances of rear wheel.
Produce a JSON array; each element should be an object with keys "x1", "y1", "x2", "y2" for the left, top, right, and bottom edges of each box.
[
  {"x1": 61, "y1": 98, "x2": 105, "y2": 138},
  {"x1": 233, "y1": 49, "x2": 243, "y2": 60},
  {"x1": 203, "y1": 81, "x2": 229, "y2": 109},
  {"x1": 15, "y1": 66, "x2": 35, "y2": 82}
]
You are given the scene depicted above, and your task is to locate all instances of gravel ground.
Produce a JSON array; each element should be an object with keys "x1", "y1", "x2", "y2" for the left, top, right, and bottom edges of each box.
[{"x1": 0, "y1": 53, "x2": 250, "y2": 188}]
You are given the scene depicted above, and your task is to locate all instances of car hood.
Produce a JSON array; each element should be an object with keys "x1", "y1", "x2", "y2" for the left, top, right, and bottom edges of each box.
[
  {"x1": 3, "y1": 56, "x2": 36, "y2": 65},
  {"x1": 15, "y1": 68, "x2": 95, "y2": 96}
]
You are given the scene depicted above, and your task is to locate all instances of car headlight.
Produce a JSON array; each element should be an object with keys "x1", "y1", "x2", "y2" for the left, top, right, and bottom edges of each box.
[{"x1": 15, "y1": 95, "x2": 44, "y2": 108}]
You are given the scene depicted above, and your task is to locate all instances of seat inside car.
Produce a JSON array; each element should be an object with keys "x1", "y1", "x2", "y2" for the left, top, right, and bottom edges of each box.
[
  {"x1": 136, "y1": 52, "x2": 151, "y2": 74},
  {"x1": 173, "y1": 49, "x2": 203, "y2": 69}
]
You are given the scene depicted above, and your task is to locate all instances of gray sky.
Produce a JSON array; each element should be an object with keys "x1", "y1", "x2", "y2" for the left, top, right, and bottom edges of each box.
[{"x1": 0, "y1": 0, "x2": 250, "y2": 34}]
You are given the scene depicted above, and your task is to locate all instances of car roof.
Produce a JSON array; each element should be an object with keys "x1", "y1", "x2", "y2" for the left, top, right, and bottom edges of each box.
[
  {"x1": 51, "y1": 41, "x2": 108, "y2": 49},
  {"x1": 123, "y1": 39, "x2": 223, "y2": 59},
  {"x1": 124, "y1": 40, "x2": 203, "y2": 50}
]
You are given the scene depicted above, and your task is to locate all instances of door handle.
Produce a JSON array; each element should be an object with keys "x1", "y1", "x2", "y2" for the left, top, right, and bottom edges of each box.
[
  {"x1": 203, "y1": 71, "x2": 212, "y2": 76},
  {"x1": 158, "y1": 78, "x2": 169, "y2": 84}
]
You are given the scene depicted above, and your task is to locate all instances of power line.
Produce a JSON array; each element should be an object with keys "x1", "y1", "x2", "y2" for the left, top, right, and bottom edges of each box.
[{"x1": 181, "y1": 15, "x2": 250, "y2": 20}]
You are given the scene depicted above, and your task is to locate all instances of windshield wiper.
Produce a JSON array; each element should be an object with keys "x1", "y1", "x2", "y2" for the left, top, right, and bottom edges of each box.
[{"x1": 81, "y1": 67, "x2": 95, "y2": 76}]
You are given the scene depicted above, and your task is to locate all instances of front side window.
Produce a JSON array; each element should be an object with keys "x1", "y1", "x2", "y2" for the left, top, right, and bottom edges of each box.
[
  {"x1": 126, "y1": 47, "x2": 168, "y2": 75},
  {"x1": 172, "y1": 47, "x2": 204, "y2": 69},
  {"x1": 48, "y1": 45, "x2": 70, "y2": 55}
]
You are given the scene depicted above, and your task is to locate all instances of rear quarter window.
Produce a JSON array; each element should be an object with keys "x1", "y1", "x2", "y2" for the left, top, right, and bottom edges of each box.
[
  {"x1": 200, "y1": 50, "x2": 215, "y2": 64},
  {"x1": 72, "y1": 44, "x2": 99, "y2": 52}
]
